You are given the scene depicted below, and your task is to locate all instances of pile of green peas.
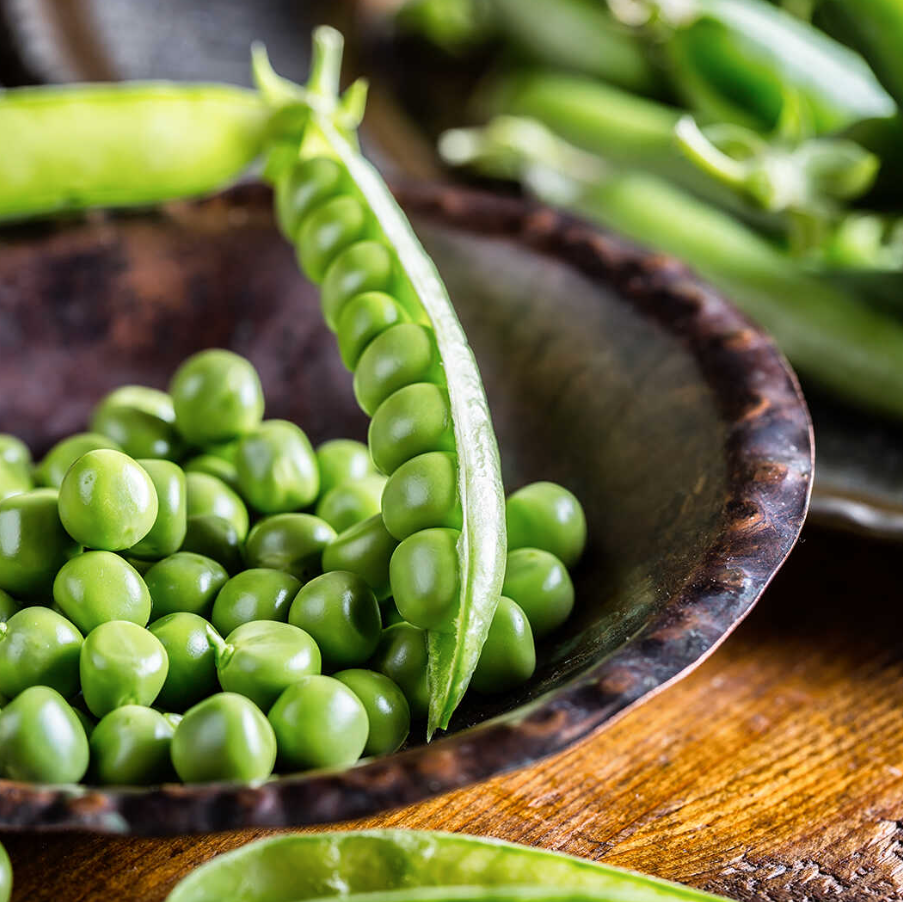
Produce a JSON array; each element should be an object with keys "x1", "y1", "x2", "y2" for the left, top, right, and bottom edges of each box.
[{"x1": 0, "y1": 348, "x2": 585, "y2": 786}]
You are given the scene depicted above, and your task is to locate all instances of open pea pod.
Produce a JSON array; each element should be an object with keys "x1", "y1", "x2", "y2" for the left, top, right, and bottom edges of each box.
[
  {"x1": 166, "y1": 830, "x2": 728, "y2": 902},
  {"x1": 253, "y1": 27, "x2": 506, "y2": 738}
]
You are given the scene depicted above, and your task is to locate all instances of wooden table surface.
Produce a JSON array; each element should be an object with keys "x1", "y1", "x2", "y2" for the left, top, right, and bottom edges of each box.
[{"x1": 4, "y1": 524, "x2": 901, "y2": 901}]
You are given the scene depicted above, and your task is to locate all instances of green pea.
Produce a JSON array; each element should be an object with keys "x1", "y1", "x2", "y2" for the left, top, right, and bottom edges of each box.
[
  {"x1": 58, "y1": 450, "x2": 159, "y2": 551},
  {"x1": 289, "y1": 571, "x2": 382, "y2": 671},
  {"x1": 170, "y1": 349, "x2": 265, "y2": 446},
  {"x1": 0, "y1": 489, "x2": 81, "y2": 597},
  {"x1": 211, "y1": 569, "x2": 301, "y2": 637},
  {"x1": 184, "y1": 454, "x2": 241, "y2": 493},
  {"x1": 73, "y1": 706, "x2": 97, "y2": 738},
  {"x1": 90, "y1": 386, "x2": 183, "y2": 461},
  {"x1": 471, "y1": 597, "x2": 536, "y2": 694},
  {"x1": 144, "y1": 552, "x2": 229, "y2": 619},
  {"x1": 321, "y1": 241, "x2": 395, "y2": 331},
  {"x1": 276, "y1": 156, "x2": 344, "y2": 239},
  {"x1": 0, "y1": 434, "x2": 32, "y2": 477},
  {"x1": 128, "y1": 460, "x2": 188, "y2": 560},
  {"x1": 245, "y1": 514, "x2": 336, "y2": 583},
  {"x1": 202, "y1": 439, "x2": 241, "y2": 464},
  {"x1": 235, "y1": 420, "x2": 319, "y2": 514},
  {"x1": 268, "y1": 675, "x2": 368, "y2": 771},
  {"x1": 316, "y1": 439, "x2": 376, "y2": 497},
  {"x1": 296, "y1": 194, "x2": 368, "y2": 282},
  {"x1": 213, "y1": 621, "x2": 321, "y2": 711},
  {"x1": 380, "y1": 598, "x2": 405, "y2": 628},
  {"x1": 148, "y1": 612, "x2": 220, "y2": 712},
  {"x1": 185, "y1": 472, "x2": 249, "y2": 541},
  {"x1": 353, "y1": 324, "x2": 442, "y2": 417},
  {"x1": 506, "y1": 482, "x2": 587, "y2": 568},
  {"x1": 171, "y1": 692, "x2": 276, "y2": 783},
  {"x1": 181, "y1": 515, "x2": 245, "y2": 575},
  {"x1": 96, "y1": 386, "x2": 176, "y2": 422},
  {"x1": 0, "y1": 459, "x2": 31, "y2": 503},
  {"x1": 89, "y1": 705, "x2": 178, "y2": 785},
  {"x1": 369, "y1": 382, "x2": 455, "y2": 476},
  {"x1": 334, "y1": 668, "x2": 410, "y2": 756},
  {"x1": 322, "y1": 514, "x2": 398, "y2": 601},
  {"x1": 53, "y1": 551, "x2": 151, "y2": 633},
  {"x1": 0, "y1": 686, "x2": 89, "y2": 783},
  {"x1": 0, "y1": 840, "x2": 9, "y2": 902},
  {"x1": 0, "y1": 591, "x2": 19, "y2": 624},
  {"x1": 35, "y1": 433, "x2": 121, "y2": 489},
  {"x1": 389, "y1": 528, "x2": 460, "y2": 631},
  {"x1": 381, "y1": 452, "x2": 462, "y2": 541},
  {"x1": 0, "y1": 607, "x2": 83, "y2": 699},
  {"x1": 315, "y1": 475, "x2": 386, "y2": 533},
  {"x1": 80, "y1": 620, "x2": 168, "y2": 718},
  {"x1": 503, "y1": 548, "x2": 574, "y2": 639},
  {"x1": 370, "y1": 623, "x2": 429, "y2": 720},
  {"x1": 336, "y1": 291, "x2": 410, "y2": 371}
]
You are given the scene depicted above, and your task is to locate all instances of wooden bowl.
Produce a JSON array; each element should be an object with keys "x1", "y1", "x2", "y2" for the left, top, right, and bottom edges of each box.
[{"x1": 0, "y1": 183, "x2": 812, "y2": 834}]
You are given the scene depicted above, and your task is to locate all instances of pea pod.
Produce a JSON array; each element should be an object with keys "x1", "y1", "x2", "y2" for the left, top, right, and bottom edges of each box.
[{"x1": 254, "y1": 28, "x2": 506, "y2": 737}]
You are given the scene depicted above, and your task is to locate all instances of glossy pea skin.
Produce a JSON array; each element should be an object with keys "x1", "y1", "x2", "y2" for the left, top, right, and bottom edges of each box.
[
  {"x1": 0, "y1": 686, "x2": 89, "y2": 783},
  {"x1": 235, "y1": 420, "x2": 319, "y2": 514},
  {"x1": 503, "y1": 548, "x2": 574, "y2": 639},
  {"x1": 0, "y1": 434, "x2": 32, "y2": 477},
  {"x1": 170, "y1": 349, "x2": 265, "y2": 447},
  {"x1": 471, "y1": 597, "x2": 536, "y2": 695},
  {"x1": 148, "y1": 612, "x2": 220, "y2": 712},
  {"x1": 289, "y1": 571, "x2": 382, "y2": 671},
  {"x1": 506, "y1": 482, "x2": 587, "y2": 568},
  {"x1": 315, "y1": 439, "x2": 377, "y2": 497},
  {"x1": 35, "y1": 432, "x2": 121, "y2": 489},
  {"x1": 381, "y1": 452, "x2": 462, "y2": 541},
  {"x1": 244, "y1": 514, "x2": 336, "y2": 583},
  {"x1": 296, "y1": 194, "x2": 368, "y2": 283},
  {"x1": 128, "y1": 460, "x2": 188, "y2": 560},
  {"x1": 184, "y1": 454, "x2": 241, "y2": 493},
  {"x1": 0, "y1": 489, "x2": 81, "y2": 597},
  {"x1": 0, "y1": 607, "x2": 83, "y2": 699},
  {"x1": 315, "y1": 475, "x2": 386, "y2": 533},
  {"x1": 389, "y1": 528, "x2": 461, "y2": 632},
  {"x1": 0, "y1": 459, "x2": 32, "y2": 503},
  {"x1": 185, "y1": 472, "x2": 249, "y2": 542},
  {"x1": 334, "y1": 668, "x2": 410, "y2": 756},
  {"x1": 171, "y1": 692, "x2": 276, "y2": 783},
  {"x1": 370, "y1": 623, "x2": 429, "y2": 720},
  {"x1": 276, "y1": 155, "x2": 344, "y2": 240},
  {"x1": 336, "y1": 291, "x2": 410, "y2": 371},
  {"x1": 58, "y1": 450, "x2": 159, "y2": 551},
  {"x1": 321, "y1": 240, "x2": 395, "y2": 331},
  {"x1": 211, "y1": 569, "x2": 300, "y2": 637},
  {"x1": 144, "y1": 552, "x2": 229, "y2": 620},
  {"x1": 268, "y1": 675, "x2": 368, "y2": 771},
  {"x1": 0, "y1": 591, "x2": 19, "y2": 624},
  {"x1": 90, "y1": 386, "x2": 183, "y2": 461},
  {"x1": 89, "y1": 705, "x2": 178, "y2": 785},
  {"x1": 181, "y1": 515, "x2": 245, "y2": 575},
  {"x1": 53, "y1": 551, "x2": 152, "y2": 633},
  {"x1": 0, "y1": 839, "x2": 10, "y2": 902},
  {"x1": 322, "y1": 514, "x2": 399, "y2": 602}
]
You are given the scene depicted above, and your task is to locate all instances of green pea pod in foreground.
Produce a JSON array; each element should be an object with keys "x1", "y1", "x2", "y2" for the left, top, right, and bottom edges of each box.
[
  {"x1": 0, "y1": 83, "x2": 269, "y2": 220},
  {"x1": 167, "y1": 830, "x2": 727, "y2": 902}
]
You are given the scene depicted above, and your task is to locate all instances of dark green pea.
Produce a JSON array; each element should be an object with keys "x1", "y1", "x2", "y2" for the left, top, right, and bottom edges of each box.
[
  {"x1": 0, "y1": 607, "x2": 83, "y2": 699},
  {"x1": 289, "y1": 571, "x2": 381, "y2": 671},
  {"x1": 370, "y1": 623, "x2": 429, "y2": 720},
  {"x1": 235, "y1": 420, "x2": 319, "y2": 514},
  {"x1": 381, "y1": 452, "x2": 462, "y2": 541},
  {"x1": 144, "y1": 552, "x2": 229, "y2": 619},
  {"x1": 171, "y1": 692, "x2": 276, "y2": 783},
  {"x1": 148, "y1": 612, "x2": 220, "y2": 712},
  {"x1": 128, "y1": 460, "x2": 188, "y2": 560},
  {"x1": 185, "y1": 472, "x2": 249, "y2": 541},
  {"x1": 58, "y1": 450, "x2": 159, "y2": 551},
  {"x1": 170, "y1": 349, "x2": 265, "y2": 446},
  {"x1": 315, "y1": 475, "x2": 386, "y2": 533},
  {"x1": 336, "y1": 291, "x2": 410, "y2": 371},
  {"x1": 0, "y1": 686, "x2": 88, "y2": 783},
  {"x1": 268, "y1": 675, "x2": 368, "y2": 771},
  {"x1": 334, "y1": 668, "x2": 410, "y2": 756},
  {"x1": 315, "y1": 439, "x2": 376, "y2": 497},
  {"x1": 244, "y1": 514, "x2": 336, "y2": 583},
  {"x1": 80, "y1": 620, "x2": 168, "y2": 718},
  {"x1": 296, "y1": 194, "x2": 368, "y2": 282},
  {"x1": 0, "y1": 433, "x2": 32, "y2": 477},
  {"x1": 503, "y1": 548, "x2": 574, "y2": 639},
  {"x1": 506, "y1": 482, "x2": 587, "y2": 568},
  {"x1": 0, "y1": 591, "x2": 19, "y2": 624},
  {"x1": 276, "y1": 156, "x2": 344, "y2": 239},
  {"x1": 321, "y1": 241, "x2": 395, "y2": 331},
  {"x1": 471, "y1": 597, "x2": 536, "y2": 694},
  {"x1": 353, "y1": 324, "x2": 443, "y2": 417},
  {"x1": 35, "y1": 432, "x2": 121, "y2": 489},
  {"x1": 181, "y1": 515, "x2": 245, "y2": 575},
  {"x1": 321, "y1": 514, "x2": 398, "y2": 601},
  {"x1": 389, "y1": 527, "x2": 460, "y2": 631},
  {"x1": 0, "y1": 459, "x2": 31, "y2": 503},
  {"x1": 90, "y1": 386, "x2": 183, "y2": 461},
  {"x1": 89, "y1": 705, "x2": 178, "y2": 785},
  {"x1": 369, "y1": 382, "x2": 455, "y2": 476},
  {"x1": 53, "y1": 551, "x2": 151, "y2": 633},
  {"x1": 184, "y1": 455, "x2": 241, "y2": 493},
  {"x1": 213, "y1": 621, "x2": 321, "y2": 711},
  {"x1": 0, "y1": 489, "x2": 81, "y2": 597},
  {"x1": 211, "y1": 569, "x2": 301, "y2": 637}
]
